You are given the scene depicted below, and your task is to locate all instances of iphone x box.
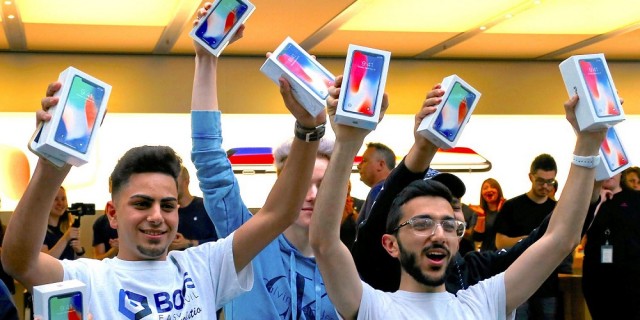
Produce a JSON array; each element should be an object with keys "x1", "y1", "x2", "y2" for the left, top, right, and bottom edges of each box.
[
  {"x1": 417, "y1": 75, "x2": 481, "y2": 149},
  {"x1": 559, "y1": 53, "x2": 625, "y2": 131},
  {"x1": 260, "y1": 37, "x2": 335, "y2": 116},
  {"x1": 190, "y1": 0, "x2": 255, "y2": 57},
  {"x1": 29, "y1": 67, "x2": 111, "y2": 167},
  {"x1": 33, "y1": 279, "x2": 87, "y2": 320},
  {"x1": 335, "y1": 45, "x2": 390, "y2": 130},
  {"x1": 596, "y1": 126, "x2": 631, "y2": 181}
]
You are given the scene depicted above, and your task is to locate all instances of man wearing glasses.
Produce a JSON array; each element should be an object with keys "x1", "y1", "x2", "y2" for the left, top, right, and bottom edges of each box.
[{"x1": 494, "y1": 153, "x2": 568, "y2": 319}]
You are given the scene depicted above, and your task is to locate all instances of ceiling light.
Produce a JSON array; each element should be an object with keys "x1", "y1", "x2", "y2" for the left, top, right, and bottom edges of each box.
[
  {"x1": 533, "y1": 0, "x2": 541, "y2": 4},
  {"x1": 7, "y1": 14, "x2": 14, "y2": 19},
  {"x1": 505, "y1": 13, "x2": 513, "y2": 19},
  {"x1": 480, "y1": 26, "x2": 487, "y2": 30},
  {"x1": 4, "y1": 1, "x2": 12, "y2": 5}
]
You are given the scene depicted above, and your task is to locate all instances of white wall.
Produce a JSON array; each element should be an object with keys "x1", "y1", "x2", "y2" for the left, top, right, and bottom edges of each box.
[{"x1": 1, "y1": 112, "x2": 638, "y2": 211}]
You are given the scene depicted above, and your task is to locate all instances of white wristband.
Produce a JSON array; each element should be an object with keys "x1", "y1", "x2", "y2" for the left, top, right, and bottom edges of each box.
[{"x1": 572, "y1": 154, "x2": 600, "y2": 168}]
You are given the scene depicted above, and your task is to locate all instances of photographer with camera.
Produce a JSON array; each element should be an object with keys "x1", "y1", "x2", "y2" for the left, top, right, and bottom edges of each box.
[{"x1": 43, "y1": 187, "x2": 88, "y2": 260}]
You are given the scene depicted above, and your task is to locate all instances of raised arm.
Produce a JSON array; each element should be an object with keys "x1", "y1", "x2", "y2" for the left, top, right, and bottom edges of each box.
[
  {"x1": 351, "y1": 84, "x2": 443, "y2": 291},
  {"x1": 310, "y1": 75, "x2": 389, "y2": 319},
  {"x1": 504, "y1": 95, "x2": 605, "y2": 313},
  {"x1": 1, "y1": 83, "x2": 68, "y2": 290}
]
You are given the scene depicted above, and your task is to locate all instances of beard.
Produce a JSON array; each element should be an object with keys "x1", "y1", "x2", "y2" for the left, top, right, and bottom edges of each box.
[
  {"x1": 398, "y1": 240, "x2": 448, "y2": 287},
  {"x1": 137, "y1": 243, "x2": 167, "y2": 258}
]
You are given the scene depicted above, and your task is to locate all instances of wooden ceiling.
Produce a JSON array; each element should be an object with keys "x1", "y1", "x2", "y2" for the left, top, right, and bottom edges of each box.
[{"x1": 2, "y1": 0, "x2": 640, "y2": 60}]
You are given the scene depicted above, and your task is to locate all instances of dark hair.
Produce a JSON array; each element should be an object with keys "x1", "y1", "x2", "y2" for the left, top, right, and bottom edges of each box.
[
  {"x1": 367, "y1": 142, "x2": 396, "y2": 170},
  {"x1": 386, "y1": 179, "x2": 453, "y2": 233},
  {"x1": 110, "y1": 146, "x2": 182, "y2": 197},
  {"x1": 621, "y1": 166, "x2": 640, "y2": 190},
  {"x1": 530, "y1": 153, "x2": 557, "y2": 174},
  {"x1": 479, "y1": 178, "x2": 504, "y2": 212}
]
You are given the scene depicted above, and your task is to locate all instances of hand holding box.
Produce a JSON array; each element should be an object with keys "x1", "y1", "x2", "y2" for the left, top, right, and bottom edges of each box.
[
  {"x1": 28, "y1": 67, "x2": 111, "y2": 167},
  {"x1": 190, "y1": 0, "x2": 255, "y2": 57},
  {"x1": 417, "y1": 75, "x2": 481, "y2": 149},
  {"x1": 559, "y1": 53, "x2": 625, "y2": 131},
  {"x1": 33, "y1": 279, "x2": 87, "y2": 320},
  {"x1": 260, "y1": 37, "x2": 335, "y2": 116},
  {"x1": 596, "y1": 126, "x2": 631, "y2": 181},
  {"x1": 334, "y1": 45, "x2": 390, "y2": 130}
]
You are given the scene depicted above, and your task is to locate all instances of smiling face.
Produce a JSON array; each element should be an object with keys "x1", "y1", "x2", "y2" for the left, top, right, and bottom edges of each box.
[
  {"x1": 481, "y1": 181, "x2": 499, "y2": 205},
  {"x1": 387, "y1": 195, "x2": 457, "y2": 292},
  {"x1": 50, "y1": 187, "x2": 68, "y2": 218},
  {"x1": 108, "y1": 172, "x2": 179, "y2": 261}
]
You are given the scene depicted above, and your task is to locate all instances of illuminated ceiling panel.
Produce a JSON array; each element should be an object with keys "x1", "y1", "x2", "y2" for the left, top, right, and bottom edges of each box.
[
  {"x1": 340, "y1": 0, "x2": 523, "y2": 32},
  {"x1": 488, "y1": 0, "x2": 640, "y2": 34},
  {"x1": 19, "y1": 0, "x2": 183, "y2": 26},
  {"x1": 25, "y1": 24, "x2": 163, "y2": 52},
  {"x1": 434, "y1": 33, "x2": 592, "y2": 59},
  {"x1": 559, "y1": 29, "x2": 640, "y2": 60},
  {"x1": 312, "y1": 30, "x2": 457, "y2": 58}
]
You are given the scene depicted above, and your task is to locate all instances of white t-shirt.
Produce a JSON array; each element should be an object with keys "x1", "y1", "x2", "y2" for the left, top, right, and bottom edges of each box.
[
  {"x1": 356, "y1": 273, "x2": 514, "y2": 320},
  {"x1": 61, "y1": 232, "x2": 253, "y2": 319}
]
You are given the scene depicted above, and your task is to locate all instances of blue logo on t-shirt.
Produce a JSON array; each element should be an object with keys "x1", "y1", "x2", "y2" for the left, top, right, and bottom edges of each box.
[{"x1": 118, "y1": 272, "x2": 201, "y2": 319}]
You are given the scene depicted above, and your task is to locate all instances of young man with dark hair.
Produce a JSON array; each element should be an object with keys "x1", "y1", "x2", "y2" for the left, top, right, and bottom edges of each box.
[
  {"x1": 1, "y1": 5, "x2": 322, "y2": 318},
  {"x1": 310, "y1": 76, "x2": 605, "y2": 319}
]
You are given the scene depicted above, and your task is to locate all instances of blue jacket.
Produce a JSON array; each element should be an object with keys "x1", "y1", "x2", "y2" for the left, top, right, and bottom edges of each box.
[{"x1": 191, "y1": 111, "x2": 337, "y2": 320}]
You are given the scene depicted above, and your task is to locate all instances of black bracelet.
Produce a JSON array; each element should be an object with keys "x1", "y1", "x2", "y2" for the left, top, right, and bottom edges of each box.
[{"x1": 294, "y1": 121, "x2": 326, "y2": 142}]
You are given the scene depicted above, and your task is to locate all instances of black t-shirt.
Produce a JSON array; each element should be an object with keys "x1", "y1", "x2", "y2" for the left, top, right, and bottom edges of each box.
[
  {"x1": 44, "y1": 223, "x2": 75, "y2": 261},
  {"x1": 583, "y1": 189, "x2": 640, "y2": 319},
  {"x1": 178, "y1": 196, "x2": 218, "y2": 244},
  {"x1": 494, "y1": 194, "x2": 556, "y2": 237},
  {"x1": 92, "y1": 214, "x2": 118, "y2": 252}
]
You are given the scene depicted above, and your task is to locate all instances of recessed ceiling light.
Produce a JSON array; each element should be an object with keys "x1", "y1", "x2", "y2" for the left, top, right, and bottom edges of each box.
[
  {"x1": 479, "y1": 26, "x2": 487, "y2": 30},
  {"x1": 4, "y1": 0, "x2": 11, "y2": 5},
  {"x1": 533, "y1": 0, "x2": 541, "y2": 5},
  {"x1": 7, "y1": 14, "x2": 15, "y2": 19},
  {"x1": 505, "y1": 13, "x2": 513, "y2": 19}
]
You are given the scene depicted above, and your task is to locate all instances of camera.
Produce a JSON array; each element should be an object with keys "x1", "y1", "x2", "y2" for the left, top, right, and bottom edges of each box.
[{"x1": 68, "y1": 203, "x2": 95, "y2": 228}]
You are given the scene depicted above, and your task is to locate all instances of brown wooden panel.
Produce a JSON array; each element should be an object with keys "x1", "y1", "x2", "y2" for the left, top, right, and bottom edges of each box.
[{"x1": 560, "y1": 29, "x2": 640, "y2": 60}]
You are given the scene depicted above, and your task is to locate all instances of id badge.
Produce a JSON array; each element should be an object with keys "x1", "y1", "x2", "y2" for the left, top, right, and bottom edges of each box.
[{"x1": 601, "y1": 245, "x2": 613, "y2": 263}]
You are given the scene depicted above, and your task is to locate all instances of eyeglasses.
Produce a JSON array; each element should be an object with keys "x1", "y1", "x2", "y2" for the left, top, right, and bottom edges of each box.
[
  {"x1": 391, "y1": 216, "x2": 466, "y2": 238},
  {"x1": 534, "y1": 177, "x2": 557, "y2": 187}
]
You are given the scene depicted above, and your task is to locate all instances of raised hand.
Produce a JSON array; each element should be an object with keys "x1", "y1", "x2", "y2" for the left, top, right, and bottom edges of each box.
[
  {"x1": 192, "y1": 2, "x2": 245, "y2": 57},
  {"x1": 278, "y1": 77, "x2": 326, "y2": 128}
]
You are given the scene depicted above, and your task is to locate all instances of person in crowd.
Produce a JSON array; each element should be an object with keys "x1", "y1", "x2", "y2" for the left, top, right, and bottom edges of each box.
[
  {"x1": 548, "y1": 179, "x2": 559, "y2": 201},
  {"x1": 1, "y1": 5, "x2": 322, "y2": 318},
  {"x1": 43, "y1": 186, "x2": 85, "y2": 260},
  {"x1": 621, "y1": 166, "x2": 640, "y2": 191},
  {"x1": 311, "y1": 81, "x2": 605, "y2": 319},
  {"x1": 0, "y1": 280, "x2": 18, "y2": 320},
  {"x1": 92, "y1": 203, "x2": 119, "y2": 260},
  {"x1": 169, "y1": 165, "x2": 218, "y2": 251},
  {"x1": 494, "y1": 153, "x2": 574, "y2": 319},
  {"x1": 355, "y1": 142, "x2": 396, "y2": 225},
  {"x1": 458, "y1": 199, "x2": 476, "y2": 256},
  {"x1": 188, "y1": 4, "x2": 334, "y2": 318},
  {"x1": 470, "y1": 178, "x2": 505, "y2": 251},
  {"x1": 340, "y1": 180, "x2": 360, "y2": 248},
  {"x1": 0, "y1": 221, "x2": 15, "y2": 295},
  {"x1": 582, "y1": 172, "x2": 640, "y2": 319}
]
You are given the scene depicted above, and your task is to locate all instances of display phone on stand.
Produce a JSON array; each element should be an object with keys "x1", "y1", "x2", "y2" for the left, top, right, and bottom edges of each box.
[{"x1": 341, "y1": 50, "x2": 386, "y2": 117}]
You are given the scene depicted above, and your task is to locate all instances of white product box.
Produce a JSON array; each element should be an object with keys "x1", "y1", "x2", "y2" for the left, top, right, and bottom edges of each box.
[
  {"x1": 190, "y1": 0, "x2": 255, "y2": 57},
  {"x1": 33, "y1": 279, "x2": 88, "y2": 320},
  {"x1": 596, "y1": 126, "x2": 631, "y2": 181},
  {"x1": 417, "y1": 75, "x2": 481, "y2": 149},
  {"x1": 260, "y1": 37, "x2": 335, "y2": 116},
  {"x1": 29, "y1": 67, "x2": 111, "y2": 167},
  {"x1": 559, "y1": 53, "x2": 625, "y2": 131},
  {"x1": 334, "y1": 45, "x2": 390, "y2": 130}
]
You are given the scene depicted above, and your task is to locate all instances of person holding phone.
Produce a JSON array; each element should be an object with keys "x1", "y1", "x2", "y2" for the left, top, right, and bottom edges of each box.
[
  {"x1": 311, "y1": 82, "x2": 605, "y2": 319},
  {"x1": 1, "y1": 4, "x2": 323, "y2": 319}
]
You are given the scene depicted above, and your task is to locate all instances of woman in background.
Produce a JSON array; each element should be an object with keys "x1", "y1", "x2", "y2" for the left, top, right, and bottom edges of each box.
[
  {"x1": 470, "y1": 178, "x2": 505, "y2": 251},
  {"x1": 43, "y1": 186, "x2": 85, "y2": 260}
]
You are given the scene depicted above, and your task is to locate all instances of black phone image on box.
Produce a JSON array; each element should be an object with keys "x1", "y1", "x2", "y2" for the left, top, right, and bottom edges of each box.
[
  {"x1": 342, "y1": 50, "x2": 385, "y2": 117},
  {"x1": 49, "y1": 291, "x2": 83, "y2": 320},
  {"x1": 54, "y1": 75, "x2": 106, "y2": 154}
]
